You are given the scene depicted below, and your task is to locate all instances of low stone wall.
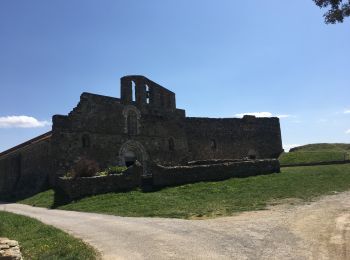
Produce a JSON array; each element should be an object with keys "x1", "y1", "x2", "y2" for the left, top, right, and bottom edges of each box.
[
  {"x1": 57, "y1": 159, "x2": 279, "y2": 199},
  {"x1": 187, "y1": 159, "x2": 245, "y2": 166},
  {"x1": 57, "y1": 164, "x2": 142, "y2": 200},
  {"x1": 151, "y1": 159, "x2": 280, "y2": 187},
  {"x1": 0, "y1": 238, "x2": 22, "y2": 260}
]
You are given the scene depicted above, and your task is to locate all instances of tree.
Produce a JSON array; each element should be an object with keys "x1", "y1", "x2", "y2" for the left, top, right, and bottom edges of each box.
[{"x1": 313, "y1": 0, "x2": 350, "y2": 23}]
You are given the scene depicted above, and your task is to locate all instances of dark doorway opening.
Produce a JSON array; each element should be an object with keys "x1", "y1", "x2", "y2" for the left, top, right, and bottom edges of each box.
[{"x1": 124, "y1": 151, "x2": 137, "y2": 167}]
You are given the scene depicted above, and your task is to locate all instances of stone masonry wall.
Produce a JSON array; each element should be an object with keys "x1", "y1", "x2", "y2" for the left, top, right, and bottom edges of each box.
[
  {"x1": 151, "y1": 159, "x2": 280, "y2": 187},
  {"x1": 185, "y1": 116, "x2": 283, "y2": 161},
  {"x1": 51, "y1": 91, "x2": 188, "y2": 179},
  {"x1": 0, "y1": 136, "x2": 51, "y2": 199},
  {"x1": 0, "y1": 76, "x2": 284, "y2": 198},
  {"x1": 57, "y1": 163, "x2": 142, "y2": 200},
  {"x1": 57, "y1": 159, "x2": 279, "y2": 199}
]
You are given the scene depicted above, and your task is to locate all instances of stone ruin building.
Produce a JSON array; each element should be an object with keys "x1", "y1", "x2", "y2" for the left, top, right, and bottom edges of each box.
[{"x1": 0, "y1": 75, "x2": 283, "y2": 198}]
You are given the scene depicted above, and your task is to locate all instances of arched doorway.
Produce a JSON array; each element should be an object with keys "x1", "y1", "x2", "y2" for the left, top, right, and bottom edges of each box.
[
  {"x1": 119, "y1": 140, "x2": 149, "y2": 176},
  {"x1": 124, "y1": 150, "x2": 137, "y2": 167}
]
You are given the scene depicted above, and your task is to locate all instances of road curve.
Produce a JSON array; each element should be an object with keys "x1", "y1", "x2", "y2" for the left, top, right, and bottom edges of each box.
[{"x1": 1, "y1": 192, "x2": 350, "y2": 260}]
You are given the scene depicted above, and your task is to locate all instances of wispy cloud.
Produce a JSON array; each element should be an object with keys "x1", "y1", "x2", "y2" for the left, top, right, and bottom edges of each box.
[
  {"x1": 344, "y1": 110, "x2": 350, "y2": 114},
  {"x1": 0, "y1": 116, "x2": 51, "y2": 128},
  {"x1": 346, "y1": 129, "x2": 350, "y2": 134},
  {"x1": 276, "y1": 114, "x2": 291, "y2": 118},
  {"x1": 283, "y1": 144, "x2": 301, "y2": 152},
  {"x1": 235, "y1": 112, "x2": 291, "y2": 119}
]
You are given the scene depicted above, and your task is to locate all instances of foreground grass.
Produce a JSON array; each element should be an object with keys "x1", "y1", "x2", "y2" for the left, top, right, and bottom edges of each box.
[
  {"x1": 20, "y1": 164, "x2": 350, "y2": 219},
  {"x1": 279, "y1": 151, "x2": 347, "y2": 165},
  {"x1": 0, "y1": 211, "x2": 98, "y2": 259}
]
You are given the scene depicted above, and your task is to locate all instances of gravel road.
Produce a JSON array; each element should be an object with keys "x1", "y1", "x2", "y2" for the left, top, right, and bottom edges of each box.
[{"x1": 1, "y1": 191, "x2": 350, "y2": 260}]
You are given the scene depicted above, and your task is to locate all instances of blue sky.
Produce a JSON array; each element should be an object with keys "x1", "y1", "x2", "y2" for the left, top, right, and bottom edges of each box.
[{"x1": 0, "y1": 0, "x2": 349, "y2": 152}]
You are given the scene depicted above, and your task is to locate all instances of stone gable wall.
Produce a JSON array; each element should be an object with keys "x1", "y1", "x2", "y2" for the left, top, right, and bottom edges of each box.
[{"x1": 51, "y1": 91, "x2": 189, "y2": 179}]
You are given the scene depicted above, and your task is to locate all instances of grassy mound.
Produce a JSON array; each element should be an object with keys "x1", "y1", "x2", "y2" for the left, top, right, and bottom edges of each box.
[
  {"x1": 0, "y1": 211, "x2": 98, "y2": 259},
  {"x1": 19, "y1": 164, "x2": 350, "y2": 219},
  {"x1": 290, "y1": 143, "x2": 350, "y2": 152},
  {"x1": 279, "y1": 143, "x2": 350, "y2": 165},
  {"x1": 279, "y1": 151, "x2": 347, "y2": 165}
]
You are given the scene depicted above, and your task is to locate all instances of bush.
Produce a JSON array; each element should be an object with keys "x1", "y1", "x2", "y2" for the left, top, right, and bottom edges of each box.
[
  {"x1": 70, "y1": 158, "x2": 100, "y2": 179},
  {"x1": 96, "y1": 166, "x2": 127, "y2": 177},
  {"x1": 106, "y1": 166, "x2": 127, "y2": 175}
]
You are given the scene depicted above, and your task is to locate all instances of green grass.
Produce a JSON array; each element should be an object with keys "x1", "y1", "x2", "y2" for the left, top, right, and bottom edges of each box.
[
  {"x1": 279, "y1": 151, "x2": 347, "y2": 165},
  {"x1": 279, "y1": 142, "x2": 350, "y2": 165},
  {"x1": 0, "y1": 211, "x2": 99, "y2": 260},
  {"x1": 290, "y1": 143, "x2": 350, "y2": 152},
  {"x1": 19, "y1": 164, "x2": 350, "y2": 219}
]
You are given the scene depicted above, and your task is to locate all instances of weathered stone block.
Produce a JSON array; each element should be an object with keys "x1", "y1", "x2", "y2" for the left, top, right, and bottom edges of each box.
[{"x1": 0, "y1": 238, "x2": 22, "y2": 260}]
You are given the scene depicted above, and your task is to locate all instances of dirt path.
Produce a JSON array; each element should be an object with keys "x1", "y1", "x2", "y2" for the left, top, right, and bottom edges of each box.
[{"x1": 1, "y1": 192, "x2": 350, "y2": 260}]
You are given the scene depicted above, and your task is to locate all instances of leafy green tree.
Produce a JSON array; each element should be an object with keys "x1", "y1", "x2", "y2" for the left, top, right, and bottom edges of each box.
[{"x1": 314, "y1": 0, "x2": 350, "y2": 23}]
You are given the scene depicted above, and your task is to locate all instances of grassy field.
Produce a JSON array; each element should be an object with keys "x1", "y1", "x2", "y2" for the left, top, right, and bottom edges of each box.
[
  {"x1": 290, "y1": 143, "x2": 350, "y2": 152},
  {"x1": 278, "y1": 151, "x2": 347, "y2": 165},
  {"x1": 0, "y1": 211, "x2": 98, "y2": 259},
  {"x1": 19, "y1": 164, "x2": 350, "y2": 219},
  {"x1": 279, "y1": 143, "x2": 350, "y2": 165}
]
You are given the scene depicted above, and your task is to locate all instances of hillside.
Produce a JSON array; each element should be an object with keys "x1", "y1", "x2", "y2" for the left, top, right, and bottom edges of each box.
[
  {"x1": 290, "y1": 143, "x2": 350, "y2": 153},
  {"x1": 280, "y1": 143, "x2": 350, "y2": 166}
]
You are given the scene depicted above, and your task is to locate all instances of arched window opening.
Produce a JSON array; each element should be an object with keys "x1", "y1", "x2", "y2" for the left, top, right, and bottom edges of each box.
[
  {"x1": 82, "y1": 134, "x2": 90, "y2": 148},
  {"x1": 127, "y1": 110, "x2": 138, "y2": 135},
  {"x1": 167, "y1": 96, "x2": 172, "y2": 108},
  {"x1": 210, "y1": 139, "x2": 217, "y2": 151},
  {"x1": 131, "y1": 80, "x2": 136, "y2": 102},
  {"x1": 145, "y1": 84, "x2": 150, "y2": 104},
  {"x1": 168, "y1": 138, "x2": 175, "y2": 151}
]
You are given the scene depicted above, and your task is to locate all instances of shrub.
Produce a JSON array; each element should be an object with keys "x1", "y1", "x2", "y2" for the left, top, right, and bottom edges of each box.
[
  {"x1": 96, "y1": 171, "x2": 108, "y2": 177},
  {"x1": 70, "y1": 158, "x2": 100, "y2": 179},
  {"x1": 95, "y1": 166, "x2": 127, "y2": 177},
  {"x1": 106, "y1": 166, "x2": 127, "y2": 175},
  {"x1": 62, "y1": 172, "x2": 74, "y2": 179}
]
